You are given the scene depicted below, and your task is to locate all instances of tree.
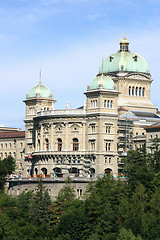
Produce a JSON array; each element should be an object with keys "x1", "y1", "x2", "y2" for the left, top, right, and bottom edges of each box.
[
  {"x1": 0, "y1": 156, "x2": 16, "y2": 191},
  {"x1": 117, "y1": 228, "x2": 142, "y2": 240},
  {"x1": 122, "y1": 149, "x2": 154, "y2": 190}
]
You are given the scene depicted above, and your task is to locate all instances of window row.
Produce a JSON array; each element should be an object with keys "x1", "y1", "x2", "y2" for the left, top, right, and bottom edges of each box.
[
  {"x1": 37, "y1": 138, "x2": 79, "y2": 152},
  {"x1": 91, "y1": 100, "x2": 98, "y2": 108},
  {"x1": 29, "y1": 107, "x2": 35, "y2": 115},
  {"x1": 1, "y1": 142, "x2": 23, "y2": 149},
  {"x1": 104, "y1": 100, "x2": 113, "y2": 108},
  {"x1": 105, "y1": 157, "x2": 112, "y2": 164},
  {"x1": 0, "y1": 152, "x2": 23, "y2": 159},
  {"x1": 129, "y1": 86, "x2": 145, "y2": 97}
]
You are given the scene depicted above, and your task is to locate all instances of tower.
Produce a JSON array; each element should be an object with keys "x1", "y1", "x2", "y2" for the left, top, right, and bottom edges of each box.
[
  {"x1": 23, "y1": 81, "x2": 55, "y2": 176},
  {"x1": 85, "y1": 73, "x2": 119, "y2": 175}
]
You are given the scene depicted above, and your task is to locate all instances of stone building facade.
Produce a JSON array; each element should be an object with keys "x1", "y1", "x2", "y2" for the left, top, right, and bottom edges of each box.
[
  {"x1": 0, "y1": 129, "x2": 25, "y2": 175},
  {"x1": 22, "y1": 36, "x2": 160, "y2": 178}
]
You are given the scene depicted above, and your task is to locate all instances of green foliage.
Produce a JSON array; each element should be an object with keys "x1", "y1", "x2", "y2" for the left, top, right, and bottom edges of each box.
[
  {"x1": 122, "y1": 149, "x2": 154, "y2": 190},
  {"x1": 117, "y1": 228, "x2": 142, "y2": 240},
  {"x1": 56, "y1": 185, "x2": 76, "y2": 203},
  {"x1": 1, "y1": 149, "x2": 160, "y2": 239},
  {"x1": 0, "y1": 156, "x2": 16, "y2": 191}
]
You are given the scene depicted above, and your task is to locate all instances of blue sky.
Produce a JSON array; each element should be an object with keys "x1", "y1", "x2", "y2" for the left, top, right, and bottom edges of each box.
[{"x1": 0, "y1": 0, "x2": 160, "y2": 129}]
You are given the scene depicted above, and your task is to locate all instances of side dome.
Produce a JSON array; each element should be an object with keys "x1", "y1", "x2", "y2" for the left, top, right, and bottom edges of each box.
[
  {"x1": 28, "y1": 82, "x2": 52, "y2": 98},
  {"x1": 99, "y1": 36, "x2": 149, "y2": 74},
  {"x1": 89, "y1": 75, "x2": 114, "y2": 90}
]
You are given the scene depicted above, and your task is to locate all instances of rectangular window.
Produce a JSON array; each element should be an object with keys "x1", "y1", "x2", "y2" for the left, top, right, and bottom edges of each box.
[
  {"x1": 92, "y1": 126, "x2": 95, "y2": 133},
  {"x1": 106, "y1": 126, "x2": 111, "y2": 133}
]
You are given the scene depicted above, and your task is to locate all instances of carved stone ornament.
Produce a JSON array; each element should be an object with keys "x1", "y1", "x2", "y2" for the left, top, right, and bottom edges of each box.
[{"x1": 127, "y1": 74, "x2": 150, "y2": 80}]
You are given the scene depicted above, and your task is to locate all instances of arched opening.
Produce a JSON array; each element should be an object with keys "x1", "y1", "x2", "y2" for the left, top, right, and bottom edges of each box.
[
  {"x1": 53, "y1": 167, "x2": 62, "y2": 177},
  {"x1": 107, "y1": 100, "x2": 110, "y2": 108},
  {"x1": 129, "y1": 86, "x2": 131, "y2": 95},
  {"x1": 34, "y1": 168, "x2": 38, "y2": 177},
  {"x1": 104, "y1": 168, "x2": 112, "y2": 175},
  {"x1": 89, "y1": 168, "x2": 95, "y2": 176},
  {"x1": 38, "y1": 139, "x2": 40, "y2": 151},
  {"x1": 132, "y1": 87, "x2": 134, "y2": 96},
  {"x1": 142, "y1": 87, "x2": 145, "y2": 97},
  {"x1": 139, "y1": 87, "x2": 141, "y2": 96},
  {"x1": 73, "y1": 138, "x2": 79, "y2": 151},
  {"x1": 69, "y1": 167, "x2": 79, "y2": 176},
  {"x1": 110, "y1": 100, "x2": 113, "y2": 108},
  {"x1": 57, "y1": 138, "x2": 62, "y2": 151},
  {"x1": 41, "y1": 167, "x2": 47, "y2": 177},
  {"x1": 135, "y1": 87, "x2": 138, "y2": 96},
  {"x1": 45, "y1": 139, "x2": 49, "y2": 151},
  {"x1": 104, "y1": 100, "x2": 106, "y2": 108}
]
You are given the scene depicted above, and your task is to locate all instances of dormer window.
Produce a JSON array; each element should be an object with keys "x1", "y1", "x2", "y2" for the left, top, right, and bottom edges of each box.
[
  {"x1": 110, "y1": 56, "x2": 114, "y2": 62},
  {"x1": 121, "y1": 65, "x2": 124, "y2": 71},
  {"x1": 133, "y1": 55, "x2": 138, "y2": 62}
]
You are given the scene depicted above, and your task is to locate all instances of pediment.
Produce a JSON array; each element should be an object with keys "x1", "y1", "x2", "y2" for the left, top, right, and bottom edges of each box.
[{"x1": 126, "y1": 73, "x2": 150, "y2": 80}]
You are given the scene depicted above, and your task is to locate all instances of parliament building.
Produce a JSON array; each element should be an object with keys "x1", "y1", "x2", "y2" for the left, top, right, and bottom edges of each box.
[{"x1": 19, "y1": 35, "x2": 160, "y2": 179}]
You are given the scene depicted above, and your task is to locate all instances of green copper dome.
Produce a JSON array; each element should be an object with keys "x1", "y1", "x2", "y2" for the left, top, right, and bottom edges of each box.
[
  {"x1": 28, "y1": 82, "x2": 52, "y2": 98},
  {"x1": 99, "y1": 36, "x2": 149, "y2": 74},
  {"x1": 89, "y1": 75, "x2": 114, "y2": 90}
]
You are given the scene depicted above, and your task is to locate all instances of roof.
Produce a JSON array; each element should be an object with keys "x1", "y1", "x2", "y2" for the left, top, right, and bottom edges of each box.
[
  {"x1": 98, "y1": 38, "x2": 149, "y2": 74},
  {"x1": 28, "y1": 82, "x2": 52, "y2": 99},
  {"x1": 132, "y1": 111, "x2": 160, "y2": 119},
  {"x1": 0, "y1": 127, "x2": 20, "y2": 132},
  {"x1": 145, "y1": 122, "x2": 160, "y2": 130},
  {"x1": 0, "y1": 131, "x2": 25, "y2": 139},
  {"x1": 89, "y1": 75, "x2": 115, "y2": 90}
]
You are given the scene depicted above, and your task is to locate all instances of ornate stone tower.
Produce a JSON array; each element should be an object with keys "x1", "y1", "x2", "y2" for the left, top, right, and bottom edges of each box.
[
  {"x1": 85, "y1": 73, "x2": 119, "y2": 175},
  {"x1": 24, "y1": 81, "x2": 55, "y2": 175}
]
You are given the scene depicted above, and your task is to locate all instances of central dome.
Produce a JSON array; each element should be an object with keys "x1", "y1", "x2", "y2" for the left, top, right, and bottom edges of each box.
[{"x1": 99, "y1": 36, "x2": 149, "y2": 74}]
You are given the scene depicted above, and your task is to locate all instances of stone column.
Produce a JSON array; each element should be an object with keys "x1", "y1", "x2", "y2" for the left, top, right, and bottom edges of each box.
[
  {"x1": 82, "y1": 122, "x2": 86, "y2": 150},
  {"x1": 51, "y1": 124, "x2": 54, "y2": 151},
  {"x1": 40, "y1": 124, "x2": 43, "y2": 150},
  {"x1": 35, "y1": 129, "x2": 38, "y2": 151},
  {"x1": 65, "y1": 122, "x2": 68, "y2": 150}
]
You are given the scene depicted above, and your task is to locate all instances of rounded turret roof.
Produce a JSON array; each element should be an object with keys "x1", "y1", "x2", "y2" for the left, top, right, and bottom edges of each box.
[
  {"x1": 28, "y1": 82, "x2": 52, "y2": 98},
  {"x1": 89, "y1": 74, "x2": 115, "y2": 90},
  {"x1": 99, "y1": 36, "x2": 149, "y2": 74}
]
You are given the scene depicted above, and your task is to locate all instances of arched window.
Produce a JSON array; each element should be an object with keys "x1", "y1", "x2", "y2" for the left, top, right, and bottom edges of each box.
[
  {"x1": 104, "y1": 168, "x2": 112, "y2": 175},
  {"x1": 106, "y1": 143, "x2": 108, "y2": 151},
  {"x1": 104, "y1": 100, "x2": 106, "y2": 108},
  {"x1": 139, "y1": 87, "x2": 141, "y2": 96},
  {"x1": 129, "y1": 86, "x2": 131, "y2": 95},
  {"x1": 41, "y1": 167, "x2": 47, "y2": 177},
  {"x1": 110, "y1": 100, "x2": 113, "y2": 108},
  {"x1": 58, "y1": 138, "x2": 62, "y2": 151},
  {"x1": 107, "y1": 100, "x2": 110, "y2": 108},
  {"x1": 73, "y1": 138, "x2": 79, "y2": 151},
  {"x1": 38, "y1": 139, "x2": 40, "y2": 151},
  {"x1": 45, "y1": 138, "x2": 49, "y2": 151},
  {"x1": 142, "y1": 87, "x2": 145, "y2": 97},
  {"x1": 108, "y1": 143, "x2": 111, "y2": 151},
  {"x1": 135, "y1": 87, "x2": 138, "y2": 96},
  {"x1": 91, "y1": 100, "x2": 92, "y2": 108},
  {"x1": 132, "y1": 87, "x2": 134, "y2": 96}
]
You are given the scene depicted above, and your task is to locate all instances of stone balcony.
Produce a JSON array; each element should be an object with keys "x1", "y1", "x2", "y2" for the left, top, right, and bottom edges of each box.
[{"x1": 36, "y1": 109, "x2": 86, "y2": 117}]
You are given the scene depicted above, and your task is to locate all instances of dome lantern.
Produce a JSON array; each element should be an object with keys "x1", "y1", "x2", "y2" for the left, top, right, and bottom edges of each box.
[{"x1": 119, "y1": 33, "x2": 129, "y2": 52}]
